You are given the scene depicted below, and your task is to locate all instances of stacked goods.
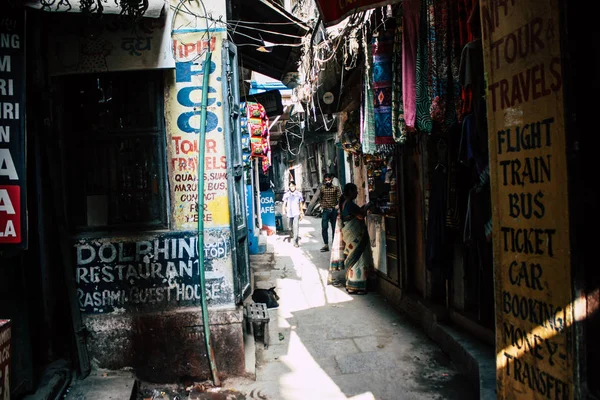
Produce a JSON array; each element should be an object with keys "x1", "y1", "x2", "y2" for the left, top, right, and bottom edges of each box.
[{"x1": 240, "y1": 102, "x2": 271, "y2": 171}]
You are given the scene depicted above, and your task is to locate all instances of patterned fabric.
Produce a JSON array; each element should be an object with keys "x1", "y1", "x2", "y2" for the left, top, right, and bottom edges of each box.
[
  {"x1": 371, "y1": 30, "x2": 396, "y2": 154},
  {"x1": 341, "y1": 202, "x2": 373, "y2": 292},
  {"x1": 415, "y1": 0, "x2": 433, "y2": 134},
  {"x1": 329, "y1": 213, "x2": 346, "y2": 272},
  {"x1": 392, "y1": 9, "x2": 407, "y2": 144},
  {"x1": 403, "y1": 0, "x2": 420, "y2": 130},
  {"x1": 319, "y1": 185, "x2": 341, "y2": 209},
  {"x1": 362, "y1": 42, "x2": 376, "y2": 155},
  {"x1": 416, "y1": 0, "x2": 462, "y2": 134}
]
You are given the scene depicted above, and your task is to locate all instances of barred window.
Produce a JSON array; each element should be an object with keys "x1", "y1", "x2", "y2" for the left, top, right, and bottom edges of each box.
[{"x1": 61, "y1": 71, "x2": 168, "y2": 231}]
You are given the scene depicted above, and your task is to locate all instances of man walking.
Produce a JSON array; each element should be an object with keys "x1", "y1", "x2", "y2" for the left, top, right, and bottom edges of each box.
[
  {"x1": 318, "y1": 174, "x2": 341, "y2": 252},
  {"x1": 282, "y1": 181, "x2": 304, "y2": 247}
]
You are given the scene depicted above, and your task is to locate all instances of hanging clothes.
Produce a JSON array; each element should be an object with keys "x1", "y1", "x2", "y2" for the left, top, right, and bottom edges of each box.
[
  {"x1": 392, "y1": 8, "x2": 407, "y2": 143},
  {"x1": 371, "y1": 29, "x2": 396, "y2": 154},
  {"x1": 459, "y1": 38, "x2": 487, "y2": 150},
  {"x1": 426, "y1": 163, "x2": 452, "y2": 276},
  {"x1": 427, "y1": 0, "x2": 462, "y2": 132},
  {"x1": 415, "y1": 0, "x2": 433, "y2": 134},
  {"x1": 402, "y1": 0, "x2": 420, "y2": 131},
  {"x1": 458, "y1": 1, "x2": 482, "y2": 120},
  {"x1": 362, "y1": 41, "x2": 377, "y2": 155}
]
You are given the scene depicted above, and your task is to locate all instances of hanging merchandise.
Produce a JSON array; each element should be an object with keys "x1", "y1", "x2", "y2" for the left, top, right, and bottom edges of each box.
[
  {"x1": 248, "y1": 118, "x2": 267, "y2": 137},
  {"x1": 240, "y1": 103, "x2": 253, "y2": 170},
  {"x1": 391, "y1": 7, "x2": 407, "y2": 144},
  {"x1": 371, "y1": 28, "x2": 396, "y2": 154},
  {"x1": 241, "y1": 101, "x2": 271, "y2": 172},
  {"x1": 365, "y1": 154, "x2": 386, "y2": 194},
  {"x1": 246, "y1": 102, "x2": 267, "y2": 119},
  {"x1": 342, "y1": 111, "x2": 362, "y2": 154},
  {"x1": 415, "y1": 0, "x2": 433, "y2": 134},
  {"x1": 430, "y1": 0, "x2": 462, "y2": 131},
  {"x1": 402, "y1": 0, "x2": 419, "y2": 132},
  {"x1": 362, "y1": 38, "x2": 376, "y2": 155}
]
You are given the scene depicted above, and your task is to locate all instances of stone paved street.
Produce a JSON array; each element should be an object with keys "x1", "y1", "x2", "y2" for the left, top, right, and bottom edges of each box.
[{"x1": 224, "y1": 216, "x2": 477, "y2": 400}]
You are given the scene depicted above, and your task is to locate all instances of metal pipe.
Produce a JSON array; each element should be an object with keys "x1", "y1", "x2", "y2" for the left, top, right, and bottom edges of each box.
[
  {"x1": 197, "y1": 49, "x2": 220, "y2": 386},
  {"x1": 254, "y1": 157, "x2": 262, "y2": 230}
]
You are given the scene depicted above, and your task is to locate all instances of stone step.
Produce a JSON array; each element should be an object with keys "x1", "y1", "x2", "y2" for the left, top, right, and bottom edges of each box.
[
  {"x1": 249, "y1": 253, "x2": 274, "y2": 264},
  {"x1": 64, "y1": 369, "x2": 136, "y2": 400},
  {"x1": 250, "y1": 261, "x2": 273, "y2": 272}
]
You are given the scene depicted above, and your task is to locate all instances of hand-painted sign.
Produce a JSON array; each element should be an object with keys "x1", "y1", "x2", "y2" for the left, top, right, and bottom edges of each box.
[
  {"x1": 166, "y1": 30, "x2": 230, "y2": 230},
  {"x1": 315, "y1": 0, "x2": 401, "y2": 27},
  {"x1": 46, "y1": 9, "x2": 174, "y2": 76},
  {"x1": 260, "y1": 189, "x2": 276, "y2": 236},
  {"x1": 74, "y1": 231, "x2": 234, "y2": 314},
  {"x1": 0, "y1": 8, "x2": 26, "y2": 248},
  {"x1": 480, "y1": 0, "x2": 574, "y2": 398},
  {"x1": 0, "y1": 320, "x2": 10, "y2": 400}
]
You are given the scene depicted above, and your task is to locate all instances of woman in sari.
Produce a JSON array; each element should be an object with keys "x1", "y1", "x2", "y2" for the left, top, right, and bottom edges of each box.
[{"x1": 329, "y1": 183, "x2": 374, "y2": 294}]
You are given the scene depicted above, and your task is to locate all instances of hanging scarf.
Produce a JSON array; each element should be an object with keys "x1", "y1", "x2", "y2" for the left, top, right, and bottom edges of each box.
[
  {"x1": 362, "y1": 41, "x2": 376, "y2": 155},
  {"x1": 371, "y1": 29, "x2": 396, "y2": 155},
  {"x1": 392, "y1": 8, "x2": 407, "y2": 144},
  {"x1": 403, "y1": 0, "x2": 420, "y2": 131},
  {"x1": 415, "y1": 0, "x2": 433, "y2": 134},
  {"x1": 433, "y1": 0, "x2": 461, "y2": 132},
  {"x1": 429, "y1": 0, "x2": 448, "y2": 127}
]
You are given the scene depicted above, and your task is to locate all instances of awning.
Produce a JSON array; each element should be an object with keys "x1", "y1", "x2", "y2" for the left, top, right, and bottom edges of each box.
[
  {"x1": 229, "y1": 0, "x2": 309, "y2": 82},
  {"x1": 24, "y1": 0, "x2": 166, "y2": 18},
  {"x1": 315, "y1": 0, "x2": 402, "y2": 27}
]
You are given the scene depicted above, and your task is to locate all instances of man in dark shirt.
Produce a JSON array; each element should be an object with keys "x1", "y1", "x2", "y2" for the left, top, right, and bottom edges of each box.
[{"x1": 318, "y1": 174, "x2": 341, "y2": 252}]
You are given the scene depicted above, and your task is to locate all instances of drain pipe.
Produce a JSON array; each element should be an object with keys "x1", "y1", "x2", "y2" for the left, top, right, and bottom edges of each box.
[{"x1": 196, "y1": 49, "x2": 220, "y2": 387}]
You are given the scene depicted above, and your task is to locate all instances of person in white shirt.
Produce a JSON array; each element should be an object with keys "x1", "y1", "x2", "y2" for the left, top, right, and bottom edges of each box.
[{"x1": 282, "y1": 181, "x2": 304, "y2": 247}]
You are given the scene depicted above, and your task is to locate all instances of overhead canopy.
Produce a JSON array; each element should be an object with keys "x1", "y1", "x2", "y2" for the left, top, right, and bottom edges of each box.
[
  {"x1": 315, "y1": 0, "x2": 401, "y2": 27},
  {"x1": 24, "y1": 0, "x2": 166, "y2": 18},
  {"x1": 229, "y1": 0, "x2": 309, "y2": 81}
]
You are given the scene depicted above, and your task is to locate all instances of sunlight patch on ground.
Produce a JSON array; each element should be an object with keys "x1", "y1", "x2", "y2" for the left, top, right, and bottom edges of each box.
[
  {"x1": 276, "y1": 331, "x2": 355, "y2": 399},
  {"x1": 272, "y1": 240, "x2": 353, "y2": 312},
  {"x1": 349, "y1": 393, "x2": 376, "y2": 400}
]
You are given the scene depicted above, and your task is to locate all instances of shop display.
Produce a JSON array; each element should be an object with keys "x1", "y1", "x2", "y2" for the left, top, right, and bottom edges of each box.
[{"x1": 240, "y1": 101, "x2": 271, "y2": 172}]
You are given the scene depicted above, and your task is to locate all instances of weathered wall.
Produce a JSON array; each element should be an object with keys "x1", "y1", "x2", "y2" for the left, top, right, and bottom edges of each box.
[
  {"x1": 84, "y1": 308, "x2": 244, "y2": 382},
  {"x1": 71, "y1": 2, "x2": 245, "y2": 380}
]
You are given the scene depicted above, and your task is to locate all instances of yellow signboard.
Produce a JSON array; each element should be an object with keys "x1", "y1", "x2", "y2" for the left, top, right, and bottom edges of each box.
[
  {"x1": 480, "y1": 0, "x2": 574, "y2": 398},
  {"x1": 165, "y1": 30, "x2": 231, "y2": 230}
]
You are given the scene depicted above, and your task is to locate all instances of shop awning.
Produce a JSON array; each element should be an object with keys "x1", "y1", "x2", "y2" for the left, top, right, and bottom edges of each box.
[
  {"x1": 315, "y1": 0, "x2": 402, "y2": 27},
  {"x1": 229, "y1": 0, "x2": 309, "y2": 82},
  {"x1": 24, "y1": 0, "x2": 166, "y2": 18}
]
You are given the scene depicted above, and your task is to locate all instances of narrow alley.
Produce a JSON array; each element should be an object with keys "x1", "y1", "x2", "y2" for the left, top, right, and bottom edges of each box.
[{"x1": 225, "y1": 216, "x2": 476, "y2": 400}]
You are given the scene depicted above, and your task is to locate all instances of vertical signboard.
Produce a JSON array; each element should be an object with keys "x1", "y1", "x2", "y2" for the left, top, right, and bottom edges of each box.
[
  {"x1": 0, "y1": 8, "x2": 26, "y2": 248},
  {"x1": 480, "y1": 1, "x2": 574, "y2": 398},
  {"x1": 260, "y1": 189, "x2": 275, "y2": 236},
  {"x1": 166, "y1": 31, "x2": 230, "y2": 230},
  {"x1": 0, "y1": 320, "x2": 10, "y2": 400}
]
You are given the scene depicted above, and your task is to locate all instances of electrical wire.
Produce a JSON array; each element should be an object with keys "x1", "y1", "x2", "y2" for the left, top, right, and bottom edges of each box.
[
  {"x1": 229, "y1": 19, "x2": 300, "y2": 26},
  {"x1": 226, "y1": 23, "x2": 306, "y2": 39},
  {"x1": 170, "y1": 0, "x2": 215, "y2": 63}
]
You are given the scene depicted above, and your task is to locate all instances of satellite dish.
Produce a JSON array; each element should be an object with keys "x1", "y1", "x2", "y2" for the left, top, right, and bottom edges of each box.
[{"x1": 323, "y1": 92, "x2": 334, "y2": 105}]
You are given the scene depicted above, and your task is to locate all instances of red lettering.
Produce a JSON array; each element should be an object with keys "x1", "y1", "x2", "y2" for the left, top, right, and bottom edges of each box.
[
  {"x1": 518, "y1": 69, "x2": 531, "y2": 103},
  {"x1": 532, "y1": 64, "x2": 543, "y2": 99},
  {"x1": 510, "y1": 74, "x2": 523, "y2": 106},
  {"x1": 172, "y1": 136, "x2": 182, "y2": 155},
  {"x1": 500, "y1": 79, "x2": 510, "y2": 110},
  {"x1": 488, "y1": 61, "x2": 562, "y2": 111},
  {"x1": 206, "y1": 139, "x2": 217, "y2": 154},
  {"x1": 549, "y1": 57, "x2": 562, "y2": 92}
]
